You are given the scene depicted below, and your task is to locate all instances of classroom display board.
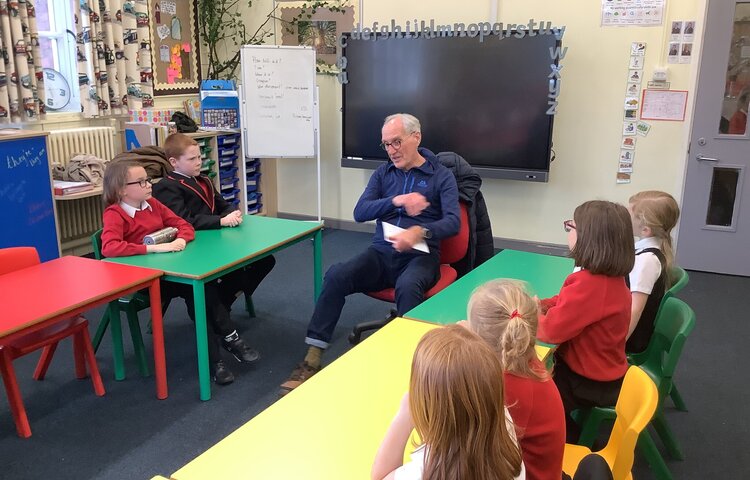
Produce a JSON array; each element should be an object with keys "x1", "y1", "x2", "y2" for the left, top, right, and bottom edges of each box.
[
  {"x1": 0, "y1": 133, "x2": 60, "y2": 262},
  {"x1": 240, "y1": 45, "x2": 316, "y2": 158},
  {"x1": 149, "y1": 0, "x2": 201, "y2": 94}
]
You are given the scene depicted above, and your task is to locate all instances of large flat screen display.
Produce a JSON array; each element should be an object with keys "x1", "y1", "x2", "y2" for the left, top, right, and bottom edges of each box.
[{"x1": 341, "y1": 31, "x2": 561, "y2": 182}]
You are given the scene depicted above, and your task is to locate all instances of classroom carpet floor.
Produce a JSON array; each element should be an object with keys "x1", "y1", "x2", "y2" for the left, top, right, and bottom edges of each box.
[{"x1": 0, "y1": 228, "x2": 747, "y2": 479}]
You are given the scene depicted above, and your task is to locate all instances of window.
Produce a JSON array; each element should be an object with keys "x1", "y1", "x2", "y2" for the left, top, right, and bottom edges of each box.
[{"x1": 35, "y1": 0, "x2": 79, "y2": 113}]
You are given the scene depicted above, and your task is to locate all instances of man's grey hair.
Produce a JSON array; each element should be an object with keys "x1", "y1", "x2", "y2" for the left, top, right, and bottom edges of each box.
[{"x1": 384, "y1": 113, "x2": 421, "y2": 134}]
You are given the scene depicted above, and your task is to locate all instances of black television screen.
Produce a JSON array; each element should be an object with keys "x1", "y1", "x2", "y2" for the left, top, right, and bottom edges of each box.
[{"x1": 341, "y1": 32, "x2": 560, "y2": 182}]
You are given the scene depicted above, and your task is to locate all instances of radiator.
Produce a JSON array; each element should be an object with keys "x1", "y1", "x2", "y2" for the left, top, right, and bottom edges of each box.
[
  {"x1": 47, "y1": 126, "x2": 116, "y2": 166},
  {"x1": 47, "y1": 127, "x2": 117, "y2": 252}
]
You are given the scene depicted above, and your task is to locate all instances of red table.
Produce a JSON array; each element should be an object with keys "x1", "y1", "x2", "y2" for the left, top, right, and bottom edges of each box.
[{"x1": 0, "y1": 256, "x2": 168, "y2": 399}]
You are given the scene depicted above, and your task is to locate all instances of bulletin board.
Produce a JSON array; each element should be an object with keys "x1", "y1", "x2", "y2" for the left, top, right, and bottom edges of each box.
[
  {"x1": 148, "y1": 0, "x2": 202, "y2": 95},
  {"x1": 0, "y1": 133, "x2": 60, "y2": 262}
]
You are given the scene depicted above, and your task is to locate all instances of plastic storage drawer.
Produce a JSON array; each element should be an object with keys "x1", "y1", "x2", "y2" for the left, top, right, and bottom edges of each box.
[
  {"x1": 219, "y1": 167, "x2": 238, "y2": 180},
  {"x1": 246, "y1": 192, "x2": 262, "y2": 207},
  {"x1": 217, "y1": 133, "x2": 240, "y2": 146},
  {"x1": 219, "y1": 154, "x2": 238, "y2": 168},
  {"x1": 221, "y1": 188, "x2": 240, "y2": 201},
  {"x1": 246, "y1": 172, "x2": 260, "y2": 191},
  {"x1": 220, "y1": 176, "x2": 239, "y2": 191}
]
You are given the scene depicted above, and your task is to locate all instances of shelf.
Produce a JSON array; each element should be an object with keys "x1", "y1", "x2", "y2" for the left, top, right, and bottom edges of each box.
[{"x1": 54, "y1": 185, "x2": 103, "y2": 200}]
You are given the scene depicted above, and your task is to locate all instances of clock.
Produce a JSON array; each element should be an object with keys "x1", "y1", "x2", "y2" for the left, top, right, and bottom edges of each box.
[{"x1": 42, "y1": 68, "x2": 71, "y2": 110}]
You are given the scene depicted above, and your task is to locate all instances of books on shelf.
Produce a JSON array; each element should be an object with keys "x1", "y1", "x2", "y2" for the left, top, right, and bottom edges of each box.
[{"x1": 53, "y1": 180, "x2": 94, "y2": 196}]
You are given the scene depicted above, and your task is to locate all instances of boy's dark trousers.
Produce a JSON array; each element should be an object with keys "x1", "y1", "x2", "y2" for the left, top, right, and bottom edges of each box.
[
  {"x1": 161, "y1": 280, "x2": 235, "y2": 363},
  {"x1": 216, "y1": 255, "x2": 276, "y2": 310}
]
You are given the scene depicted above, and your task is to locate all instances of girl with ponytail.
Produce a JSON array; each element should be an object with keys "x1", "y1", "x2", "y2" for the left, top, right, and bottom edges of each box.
[
  {"x1": 627, "y1": 190, "x2": 680, "y2": 354},
  {"x1": 467, "y1": 280, "x2": 565, "y2": 480}
]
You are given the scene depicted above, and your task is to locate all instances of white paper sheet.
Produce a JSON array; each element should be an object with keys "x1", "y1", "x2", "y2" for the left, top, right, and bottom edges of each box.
[{"x1": 382, "y1": 221, "x2": 429, "y2": 253}]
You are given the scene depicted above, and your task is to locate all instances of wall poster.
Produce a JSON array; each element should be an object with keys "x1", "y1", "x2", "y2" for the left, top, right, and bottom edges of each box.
[{"x1": 148, "y1": 0, "x2": 201, "y2": 95}]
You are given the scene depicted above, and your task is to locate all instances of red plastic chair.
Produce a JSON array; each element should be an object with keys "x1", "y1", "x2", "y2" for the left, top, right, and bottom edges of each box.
[
  {"x1": 349, "y1": 203, "x2": 471, "y2": 344},
  {"x1": 0, "y1": 247, "x2": 105, "y2": 438}
]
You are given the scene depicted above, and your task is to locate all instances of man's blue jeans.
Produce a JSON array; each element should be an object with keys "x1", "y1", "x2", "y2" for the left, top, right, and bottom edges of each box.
[{"x1": 305, "y1": 246, "x2": 440, "y2": 348}]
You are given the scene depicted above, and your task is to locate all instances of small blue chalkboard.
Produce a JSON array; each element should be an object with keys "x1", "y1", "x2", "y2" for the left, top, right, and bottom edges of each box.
[{"x1": 0, "y1": 133, "x2": 59, "y2": 261}]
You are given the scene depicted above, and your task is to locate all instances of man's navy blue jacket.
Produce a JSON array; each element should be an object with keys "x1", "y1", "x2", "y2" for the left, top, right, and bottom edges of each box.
[{"x1": 353, "y1": 147, "x2": 460, "y2": 253}]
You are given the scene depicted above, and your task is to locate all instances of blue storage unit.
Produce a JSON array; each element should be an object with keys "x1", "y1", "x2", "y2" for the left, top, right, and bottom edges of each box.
[
  {"x1": 215, "y1": 131, "x2": 246, "y2": 213},
  {"x1": 246, "y1": 172, "x2": 261, "y2": 192}
]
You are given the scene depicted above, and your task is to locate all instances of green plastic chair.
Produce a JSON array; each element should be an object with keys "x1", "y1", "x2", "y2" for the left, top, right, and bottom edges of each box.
[
  {"x1": 578, "y1": 297, "x2": 696, "y2": 480},
  {"x1": 91, "y1": 229, "x2": 257, "y2": 380},
  {"x1": 91, "y1": 230, "x2": 152, "y2": 380},
  {"x1": 630, "y1": 266, "x2": 690, "y2": 411}
]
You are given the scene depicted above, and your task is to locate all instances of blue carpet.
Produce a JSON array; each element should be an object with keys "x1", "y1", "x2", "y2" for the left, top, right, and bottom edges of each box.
[{"x1": 0, "y1": 229, "x2": 748, "y2": 479}]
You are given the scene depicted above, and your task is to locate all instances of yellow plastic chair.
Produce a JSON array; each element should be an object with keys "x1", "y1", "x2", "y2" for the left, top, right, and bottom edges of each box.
[{"x1": 562, "y1": 366, "x2": 658, "y2": 480}]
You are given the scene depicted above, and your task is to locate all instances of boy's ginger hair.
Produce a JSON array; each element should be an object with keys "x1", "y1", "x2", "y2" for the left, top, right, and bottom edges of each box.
[{"x1": 164, "y1": 132, "x2": 198, "y2": 162}]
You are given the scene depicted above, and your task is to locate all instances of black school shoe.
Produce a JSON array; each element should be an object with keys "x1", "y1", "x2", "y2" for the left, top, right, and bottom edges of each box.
[
  {"x1": 222, "y1": 336, "x2": 261, "y2": 363},
  {"x1": 213, "y1": 360, "x2": 235, "y2": 385}
]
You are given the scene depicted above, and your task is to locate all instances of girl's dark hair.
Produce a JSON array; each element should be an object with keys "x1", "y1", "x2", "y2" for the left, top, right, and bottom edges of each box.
[
  {"x1": 102, "y1": 160, "x2": 139, "y2": 206},
  {"x1": 570, "y1": 200, "x2": 635, "y2": 276}
]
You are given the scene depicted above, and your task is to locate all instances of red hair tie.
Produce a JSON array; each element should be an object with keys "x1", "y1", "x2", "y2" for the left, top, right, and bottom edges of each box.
[{"x1": 509, "y1": 309, "x2": 522, "y2": 320}]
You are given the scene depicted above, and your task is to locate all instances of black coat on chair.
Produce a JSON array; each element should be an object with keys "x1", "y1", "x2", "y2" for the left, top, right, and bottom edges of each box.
[{"x1": 437, "y1": 152, "x2": 494, "y2": 277}]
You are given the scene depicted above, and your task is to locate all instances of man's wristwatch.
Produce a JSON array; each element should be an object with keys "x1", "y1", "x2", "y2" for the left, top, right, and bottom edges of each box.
[{"x1": 421, "y1": 227, "x2": 432, "y2": 239}]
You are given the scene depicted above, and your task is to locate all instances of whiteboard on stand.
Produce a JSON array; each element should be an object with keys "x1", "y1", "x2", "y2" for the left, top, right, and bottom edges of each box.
[{"x1": 240, "y1": 45, "x2": 316, "y2": 158}]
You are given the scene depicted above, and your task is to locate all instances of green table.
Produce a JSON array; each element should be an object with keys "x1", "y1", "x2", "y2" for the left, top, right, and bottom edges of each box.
[
  {"x1": 404, "y1": 249, "x2": 574, "y2": 324},
  {"x1": 106, "y1": 215, "x2": 323, "y2": 401}
]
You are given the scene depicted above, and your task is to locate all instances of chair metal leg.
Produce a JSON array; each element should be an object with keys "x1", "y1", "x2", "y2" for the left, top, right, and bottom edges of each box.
[
  {"x1": 126, "y1": 307, "x2": 150, "y2": 377},
  {"x1": 92, "y1": 306, "x2": 112, "y2": 352},
  {"x1": 109, "y1": 302, "x2": 126, "y2": 381},
  {"x1": 0, "y1": 350, "x2": 31, "y2": 438},
  {"x1": 33, "y1": 343, "x2": 58, "y2": 380},
  {"x1": 652, "y1": 410, "x2": 684, "y2": 460},
  {"x1": 638, "y1": 429, "x2": 674, "y2": 480},
  {"x1": 349, "y1": 310, "x2": 397, "y2": 345},
  {"x1": 80, "y1": 328, "x2": 105, "y2": 396},
  {"x1": 669, "y1": 383, "x2": 688, "y2": 412}
]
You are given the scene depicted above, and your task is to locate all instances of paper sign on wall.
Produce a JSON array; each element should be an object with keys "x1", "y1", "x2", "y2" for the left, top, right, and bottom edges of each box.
[
  {"x1": 640, "y1": 89, "x2": 688, "y2": 121},
  {"x1": 602, "y1": 0, "x2": 665, "y2": 27}
]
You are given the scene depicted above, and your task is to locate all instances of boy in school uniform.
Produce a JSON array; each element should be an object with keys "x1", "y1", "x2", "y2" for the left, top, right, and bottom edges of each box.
[{"x1": 153, "y1": 133, "x2": 275, "y2": 376}]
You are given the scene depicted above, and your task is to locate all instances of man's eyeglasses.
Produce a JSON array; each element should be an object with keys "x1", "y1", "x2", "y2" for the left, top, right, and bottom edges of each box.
[
  {"x1": 563, "y1": 220, "x2": 576, "y2": 232},
  {"x1": 126, "y1": 177, "x2": 153, "y2": 188},
  {"x1": 380, "y1": 131, "x2": 415, "y2": 151}
]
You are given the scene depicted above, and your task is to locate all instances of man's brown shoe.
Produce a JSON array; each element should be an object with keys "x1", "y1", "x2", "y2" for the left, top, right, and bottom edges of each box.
[{"x1": 279, "y1": 361, "x2": 320, "y2": 396}]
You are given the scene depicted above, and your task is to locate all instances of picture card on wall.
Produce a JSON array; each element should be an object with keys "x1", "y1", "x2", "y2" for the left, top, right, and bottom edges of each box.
[
  {"x1": 631, "y1": 42, "x2": 647, "y2": 56},
  {"x1": 636, "y1": 120, "x2": 652, "y2": 136},
  {"x1": 623, "y1": 121, "x2": 637, "y2": 136},
  {"x1": 621, "y1": 136, "x2": 636, "y2": 150},
  {"x1": 629, "y1": 56, "x2": 644, "y2": 69},
  {"x1": 618, "y1": 163, "x2": 634, "y2": 173},
  {"x1": 629, "y1": 69, "x2": 643, "y2": 83}
]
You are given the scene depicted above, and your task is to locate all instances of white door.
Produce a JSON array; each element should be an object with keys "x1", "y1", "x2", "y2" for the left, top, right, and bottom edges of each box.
[{"x1": 677, "y1": 1, "x2": 750, "y2": 276}]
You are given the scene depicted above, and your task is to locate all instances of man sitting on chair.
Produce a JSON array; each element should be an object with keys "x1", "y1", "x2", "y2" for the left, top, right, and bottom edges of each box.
[{"x1": 280, "y1": 113, "x2": 460, "y2": 395}]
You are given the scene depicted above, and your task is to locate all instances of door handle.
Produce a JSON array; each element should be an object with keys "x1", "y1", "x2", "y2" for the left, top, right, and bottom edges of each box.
[{"x1": 696, "y1": 154, "x2": 719, "y2": 162}]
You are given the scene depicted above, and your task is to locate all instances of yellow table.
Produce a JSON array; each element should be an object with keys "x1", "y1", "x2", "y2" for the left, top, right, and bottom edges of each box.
[{"x1": 170, "y1": 318, "x2": 438, "y2": 480}]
